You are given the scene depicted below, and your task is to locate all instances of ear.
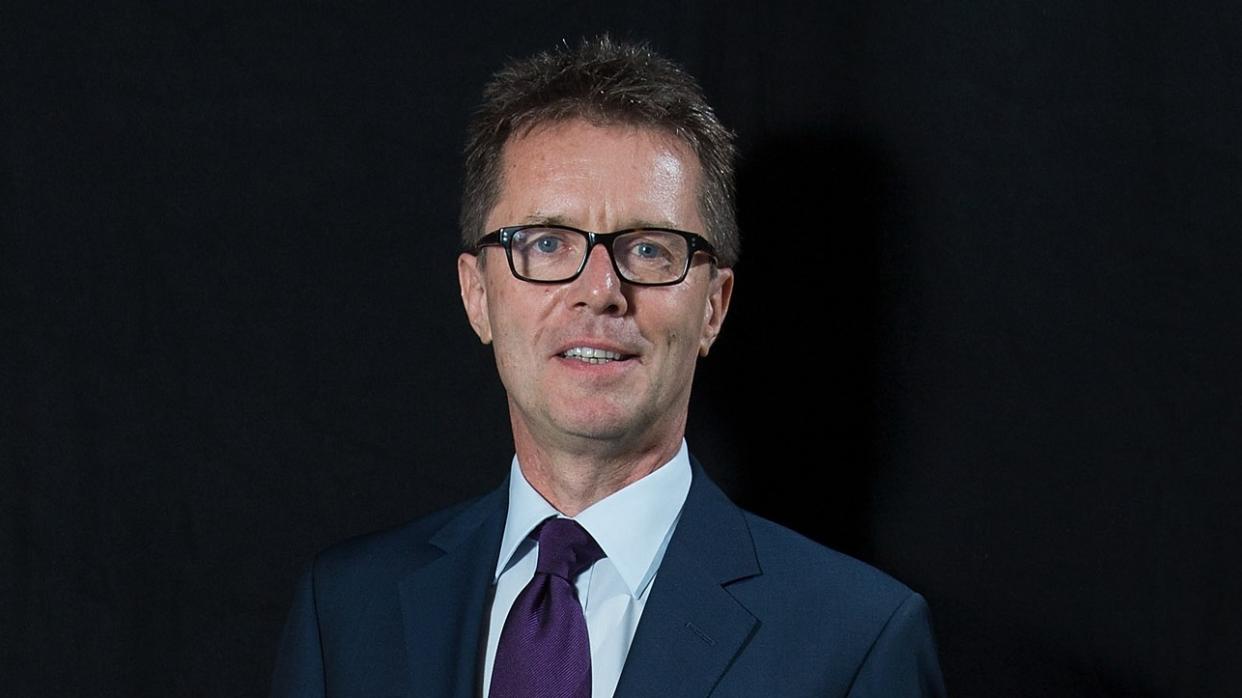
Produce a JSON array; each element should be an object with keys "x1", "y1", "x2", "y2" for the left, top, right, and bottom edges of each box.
[
  {"x1": 457, "y1": 252, "x2": 493, "y2": 344},
  {"x1": 698, "y1": 267, "x2": 734, "y2": 357}
]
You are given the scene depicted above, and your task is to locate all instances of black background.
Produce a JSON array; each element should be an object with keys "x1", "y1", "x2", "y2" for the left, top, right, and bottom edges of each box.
[{"x1": 5, "y1": 2, "x2": 1240, "y2": 696}]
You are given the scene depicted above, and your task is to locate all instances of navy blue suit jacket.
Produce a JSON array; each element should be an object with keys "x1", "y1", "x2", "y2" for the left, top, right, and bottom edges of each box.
[{"x1": 271, "y1": 457, "x2": 947, "y2": 696}]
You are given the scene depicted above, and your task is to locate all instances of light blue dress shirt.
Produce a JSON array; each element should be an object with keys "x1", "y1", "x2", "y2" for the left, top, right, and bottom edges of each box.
[{"x1": 481, "y1": 439, "x2": 693, "y2": 698}]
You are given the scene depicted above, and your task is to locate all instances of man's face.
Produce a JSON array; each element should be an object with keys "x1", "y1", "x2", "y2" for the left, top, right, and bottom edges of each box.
[{"x1": 457, "y1": 119, "x2": 733, "y2": 456}]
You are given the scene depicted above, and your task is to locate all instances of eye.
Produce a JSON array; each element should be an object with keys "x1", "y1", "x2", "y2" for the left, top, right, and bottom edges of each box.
[
  {"x1": 624, "y1": 236, "x2": 674, "y2": 263},
  {"x1": 515, "y1": 228, "x2": 576, "y2": 256},
  {"x1": 535, "y1": 236, "x2": 561, "y2": 253},
  {"x1": 634, "y1": 242, "x2": 661, "y2": 258}
]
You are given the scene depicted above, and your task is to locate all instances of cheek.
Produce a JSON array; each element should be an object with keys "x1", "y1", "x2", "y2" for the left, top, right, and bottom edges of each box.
[
  {"x1": 656, "y1": 310, "x2": 703, "y2": 364},
  {"x1": 486, "y1": 285, "x2": 556, "y2": 363},
  {"x1": 650, "y1": 290, "x2": 704, "y2": 349},
  {"x1": 493, "y1": 326, "x2": 532, "y2": 372}
]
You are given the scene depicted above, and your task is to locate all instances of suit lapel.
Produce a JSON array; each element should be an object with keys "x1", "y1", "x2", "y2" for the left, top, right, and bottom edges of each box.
[
  {"x1": 397, "y1": 483, "x2": 507, "y2": 698},
  {"x1": 614, "y1": 458, "x2": 762, "y2": 697}
]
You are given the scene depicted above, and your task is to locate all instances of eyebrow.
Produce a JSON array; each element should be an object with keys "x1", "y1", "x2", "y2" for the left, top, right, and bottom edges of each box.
[
  {"x1": 517, "y1": 214, "x2": 683, "y2": 230},
  {"x1": 519, "y1": 214, "x2": 569, "y2": 226}
]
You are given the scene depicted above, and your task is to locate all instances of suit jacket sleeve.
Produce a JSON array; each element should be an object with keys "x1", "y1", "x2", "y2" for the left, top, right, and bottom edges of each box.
[
  {"x1": 845, "y1": 591, "x2": 947, "y2": 698},
  {"x1": 270, "y1": 563, "x2": 327, "y2": 698}
]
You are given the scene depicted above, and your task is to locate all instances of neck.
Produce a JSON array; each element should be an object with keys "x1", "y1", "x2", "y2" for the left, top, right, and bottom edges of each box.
[{"x1": 510, "y1": 418, "x2": 685, "y2": 517}]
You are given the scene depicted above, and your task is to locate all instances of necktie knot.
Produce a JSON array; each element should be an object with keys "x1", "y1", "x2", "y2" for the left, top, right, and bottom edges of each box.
[{"x1": 533, "y1": 518, "x2": 605, "y2": 581}]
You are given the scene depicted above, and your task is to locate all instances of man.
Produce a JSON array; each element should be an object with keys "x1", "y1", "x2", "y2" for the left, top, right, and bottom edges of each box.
[{"x1": 271, "y1": 36, "x2": 946, "y2": 697}]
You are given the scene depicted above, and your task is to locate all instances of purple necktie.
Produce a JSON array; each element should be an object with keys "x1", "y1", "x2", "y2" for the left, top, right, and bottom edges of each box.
[{"x1": 489, "y1": 517, "x2": 606, "y2": 698}]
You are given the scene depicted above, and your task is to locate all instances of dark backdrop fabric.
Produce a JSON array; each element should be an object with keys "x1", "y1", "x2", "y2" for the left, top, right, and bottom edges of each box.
[{"x1": 5, "y1": 2, "x2": 1239, "y2": 696}]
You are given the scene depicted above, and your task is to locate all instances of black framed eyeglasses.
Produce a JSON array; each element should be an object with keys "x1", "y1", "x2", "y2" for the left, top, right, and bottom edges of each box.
[{"x1": 470, "y1": 224, "x2": 718, "y2": 286}]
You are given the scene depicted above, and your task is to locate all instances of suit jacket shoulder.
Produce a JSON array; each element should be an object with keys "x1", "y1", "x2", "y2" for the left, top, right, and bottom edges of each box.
[
  {"x1": 613, "y1": 458, "x2": 946, "y2": 697},
  {"x1": 738, "y1": 509, "x2": 914, "y2": 629},
  {"x1": 271, "y1": 485, "x2": 508, "y2": 698},
  {"x1": 314, "y1": 495, "x2": 481, "y2": 588},
  {"x1": 724, "y1": 511, "x2": 944, "y2": 697}
]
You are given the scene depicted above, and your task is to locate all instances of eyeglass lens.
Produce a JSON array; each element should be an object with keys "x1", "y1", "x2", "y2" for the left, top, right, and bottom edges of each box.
[{"x1": 510, "y1": 227, "x2": 689, "y2": 283}]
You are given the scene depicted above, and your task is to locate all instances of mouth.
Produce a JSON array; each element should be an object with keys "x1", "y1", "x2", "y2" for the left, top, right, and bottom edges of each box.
[{"x1": 558, "y1": 346, "x2": 637, "y2": 365}]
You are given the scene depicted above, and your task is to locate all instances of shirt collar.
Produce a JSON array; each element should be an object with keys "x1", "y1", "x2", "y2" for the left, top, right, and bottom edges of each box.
[{"x1": 493, "y1": 439, "x2": 693, "y2": 599}]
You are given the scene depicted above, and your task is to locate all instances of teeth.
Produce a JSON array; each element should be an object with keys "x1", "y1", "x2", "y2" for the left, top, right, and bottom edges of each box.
[{"x1": 562, "y1": 346, "x2": 625, "y2": 363}]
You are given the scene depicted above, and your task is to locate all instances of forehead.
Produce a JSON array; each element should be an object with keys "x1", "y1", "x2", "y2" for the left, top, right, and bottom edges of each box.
[{"x1": 488, "y1": 119, "x2": 703, "y2": 230}]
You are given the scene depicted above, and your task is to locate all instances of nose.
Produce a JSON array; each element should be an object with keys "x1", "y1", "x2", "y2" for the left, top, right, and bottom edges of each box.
[{"x1": 566, "y1": 242, "x2": 629, "y2": 315}]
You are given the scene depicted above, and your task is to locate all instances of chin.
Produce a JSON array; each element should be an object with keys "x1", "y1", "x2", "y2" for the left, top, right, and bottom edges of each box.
[
  {"x1": 557, "y1": 417, "x2": 633, "y2": 441},
  {"x1": 548, "y1": 408, "x2": 639, "y2": 443}
]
